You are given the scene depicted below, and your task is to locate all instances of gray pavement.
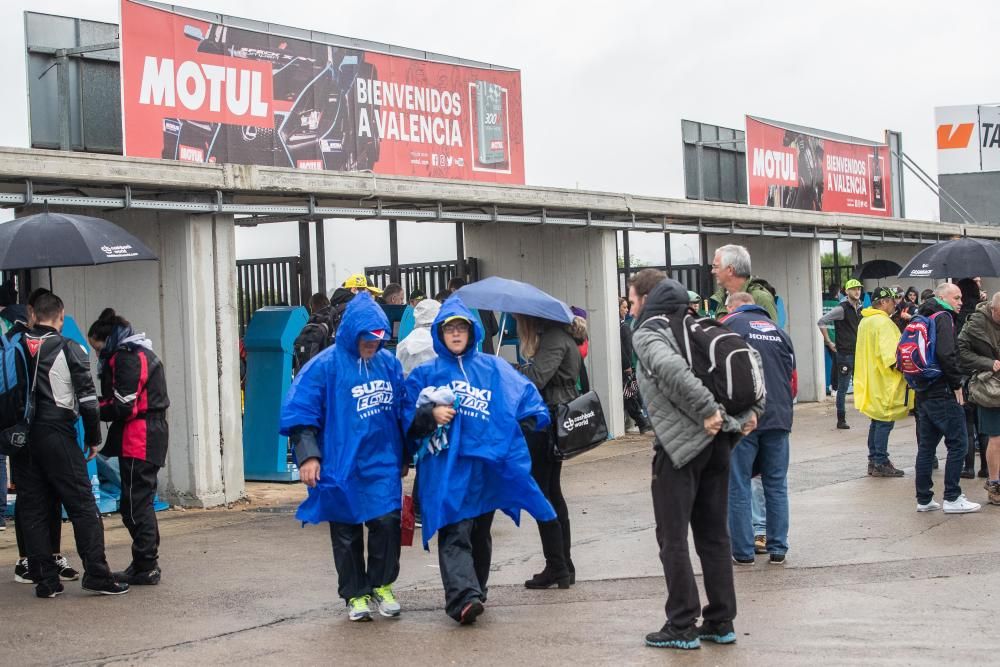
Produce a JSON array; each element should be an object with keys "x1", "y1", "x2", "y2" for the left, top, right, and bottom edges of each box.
[{"x1": 3, "y1": 400, "x2": 1000, "y2": 665}]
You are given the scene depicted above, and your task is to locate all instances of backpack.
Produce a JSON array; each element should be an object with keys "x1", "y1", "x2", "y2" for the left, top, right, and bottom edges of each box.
[
  {"x1": 644, "y1": 313, "x2": 765, "y2": 415},
  {"x1": 0, "y1": 333, "x2": 32, "y2": 454},
  {"x1": 896, "y1": 312, "x2": 947, "y2": 390},
  {"x1": 292, "y1": 319, "x2": 331, "y2": 373}
]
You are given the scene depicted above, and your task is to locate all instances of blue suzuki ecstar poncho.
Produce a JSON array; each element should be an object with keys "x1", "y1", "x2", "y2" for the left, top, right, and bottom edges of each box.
[
  {"x1": 404, "y1": 296, "x2": 556, "y2": 549},
  {"x1": 280, "y1": 292, "x2": 406, "y2": 525}
]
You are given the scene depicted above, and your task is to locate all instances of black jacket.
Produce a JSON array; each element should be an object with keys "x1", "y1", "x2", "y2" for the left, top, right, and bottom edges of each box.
[
  {"x1": 22, "y1": 325, "x2": 101, "y2": 446},
  {"x1": 620, "y1": 319, "x2": 635, "y2": 372},
  {"x1": 917, "y1": 299, "x2": 963, "y2": 396},
  {"x1": 520, "y1": 323, "x2": 582, "y2": 407},
  {"x1": 98, "y1": 346, "x2": 170, "y2": 466}
]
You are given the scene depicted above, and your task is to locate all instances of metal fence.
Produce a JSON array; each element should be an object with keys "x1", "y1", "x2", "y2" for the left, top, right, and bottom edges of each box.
[
  {"x1": 237, "y1": 256, "x2": 301, "y2": 337},
  {"x1": 365, "y1": 258, "x2": 479, "y2": 298},
  {"x1": 618, "y1": 265, "x2": 709, "y2": 299}
]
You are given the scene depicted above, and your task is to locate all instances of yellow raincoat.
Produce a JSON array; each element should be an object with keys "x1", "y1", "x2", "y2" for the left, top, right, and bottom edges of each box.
[{"x1": 854, "y1": 307, "x2": 912, "y2": 421}]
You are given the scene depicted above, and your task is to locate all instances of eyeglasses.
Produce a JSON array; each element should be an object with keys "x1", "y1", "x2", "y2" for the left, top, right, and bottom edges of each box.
[{"x1": 443, "y1": 323, "x2": 470, "y2": 334}]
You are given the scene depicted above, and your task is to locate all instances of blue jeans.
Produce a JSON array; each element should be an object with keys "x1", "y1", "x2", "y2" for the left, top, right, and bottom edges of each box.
[
  {"x1": 836, "y1": 352, "x2": 854, "y2": 416},
  {"x1": 867, "y1": 419, "x2": 895, "y2": 465},
  {"x1": 916, "y1": 395, "x2": 967, "y2": 504},
  {"x1": 751, "y1": 477, "x2": 766, "y2": 537},
  {"x1": 729, "y1": 429, "x2": 790, "y2": 558}
]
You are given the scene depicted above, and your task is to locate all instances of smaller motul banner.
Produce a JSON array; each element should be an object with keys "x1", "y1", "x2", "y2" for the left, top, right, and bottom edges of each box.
[
  {"x1": 936, "y1": 105, "x2": 1000, "y2": 175},
  {"x1": 119, "y1": 0, "x2": 525, "y2": 183},
  {"x1": 745, "y1": 116, "x2": 892, "y2": 218}
]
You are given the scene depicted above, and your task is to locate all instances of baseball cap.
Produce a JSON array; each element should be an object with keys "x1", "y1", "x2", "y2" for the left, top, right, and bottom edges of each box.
[
  {"x1": 687, "y1": 290, "x2": 701, "y2": 303},
  {"x1": 872, "y1": 286, "x2": 897, "y2": 302},
  {"x1": 844, "y1": 279, "x2": 863, "y2": 290},
  {"x1": 360, "y1": 328, "x2": 389, "y2": 341},
  {"x1": 407, "y1": 288, "x2": 426, "y2": 302},
  {"x1": 342, "y1": 273, "x2": 383, "y2": 296},
  {"x1": 442, "y1": 315, "x2": 472, "y2": 328}
]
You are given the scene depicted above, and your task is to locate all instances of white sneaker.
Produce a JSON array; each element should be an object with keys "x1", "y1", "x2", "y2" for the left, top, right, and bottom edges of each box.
[
  {"x1": 916, "y1": 499, "x2": 941, "y2": 512},
  {"x1": 943, "y1": 495, "x2": 982, "y2": 514}
]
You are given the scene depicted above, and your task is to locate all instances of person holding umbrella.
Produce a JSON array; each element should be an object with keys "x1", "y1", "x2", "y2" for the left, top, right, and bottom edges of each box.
[{"x1": 516, "y1": 311, "x2": 581, "y2": 590}]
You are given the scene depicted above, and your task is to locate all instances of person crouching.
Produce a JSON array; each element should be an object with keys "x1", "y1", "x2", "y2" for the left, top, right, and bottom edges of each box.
[
  {"x1": 403, "y1": 296, "x2": 556, "y2": 625},
  {"x1": 280, "y1": 292, "x2": 407, "y2": 622}
]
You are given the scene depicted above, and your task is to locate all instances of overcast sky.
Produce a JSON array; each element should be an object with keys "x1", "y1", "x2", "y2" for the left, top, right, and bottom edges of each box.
[{"x1": 2, "y1": 0, "x2": 996, "y2": 275}]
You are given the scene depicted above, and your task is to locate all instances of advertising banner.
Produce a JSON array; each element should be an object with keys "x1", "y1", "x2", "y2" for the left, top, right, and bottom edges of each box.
[
  {"x1": 745, "y1": 116, "x2": 892, "y2": 218},
  {"x1": 119, "y1": 0, "x2": 525, "y2": 183},
  {"x1": 936, "y1": 104, "x2": 1000, "y2": 175}
]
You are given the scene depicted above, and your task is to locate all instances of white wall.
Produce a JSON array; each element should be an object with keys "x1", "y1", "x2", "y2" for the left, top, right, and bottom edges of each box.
[
  {"x1": 463, "y1": 225, "x2": 624, "y2": 436},
  {"x1": 708, "y1": 236, "x2": 825, "y2": 402},
  {"x1": 38, "y1": 208, "x2": 244, "y2": 507}
]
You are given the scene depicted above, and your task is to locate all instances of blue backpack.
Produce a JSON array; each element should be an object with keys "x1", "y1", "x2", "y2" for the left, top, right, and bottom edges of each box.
[
  {"x1": 0, "y1": 332, "x2": 28, "y2": 431},
  {"x1": 896, "y1": 312, "x2": 947, "y2": 390}
]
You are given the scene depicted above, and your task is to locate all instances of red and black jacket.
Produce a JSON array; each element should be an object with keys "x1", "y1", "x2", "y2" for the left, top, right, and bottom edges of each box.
[{"x1": 98, "y1": 346, "x2": 170, "y2": 466}]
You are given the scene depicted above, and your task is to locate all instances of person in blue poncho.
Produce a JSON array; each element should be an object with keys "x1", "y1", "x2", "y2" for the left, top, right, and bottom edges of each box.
[
  {"x1": 403, "y1": 296, "x2": 555, "y2": 625},
  {"x1": 280, "y1": 292, "x2": 407, "y2": 623}
]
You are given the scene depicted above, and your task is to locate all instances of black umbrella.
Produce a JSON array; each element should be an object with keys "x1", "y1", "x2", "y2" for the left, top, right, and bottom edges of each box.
[
  {"x1": 898, "y1": 237, "x2": 1000, "y2": 279},
  {"x1": 0, "y1": 212, "x2": 158, "y2": 271},
  {"x1": 857, "y1": 259, "x2": 902, "y2": 280}
]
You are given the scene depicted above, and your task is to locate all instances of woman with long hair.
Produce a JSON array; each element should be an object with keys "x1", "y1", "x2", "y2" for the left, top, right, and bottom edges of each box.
[
  {"x1": 516, "y1": 313, "x2": 582, "y2": 589},
  {"x1": 88, "y1": 308, "x2": 170, "y2": 586}
]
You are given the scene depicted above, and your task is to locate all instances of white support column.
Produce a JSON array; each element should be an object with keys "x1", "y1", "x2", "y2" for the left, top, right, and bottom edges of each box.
[
  {"x1": 39, "y1": 209, "x2": 244, "y2": 507},
  {"x1": 463, "y1": 224, "x2": 625, "y2": 436}
]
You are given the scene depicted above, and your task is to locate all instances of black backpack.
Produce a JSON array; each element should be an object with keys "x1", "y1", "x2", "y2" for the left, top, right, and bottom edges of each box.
[
  {"x1": 643, "y1": 313, "x2": 765, "y2": 415},
  {"x1": 293, "y1": 318, "x2": 331, "y2": 373}
]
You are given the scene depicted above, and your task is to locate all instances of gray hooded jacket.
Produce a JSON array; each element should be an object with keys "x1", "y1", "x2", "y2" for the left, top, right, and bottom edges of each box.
[{"x1": 632, "y1": 279, "x2": 764, "y2": 469}]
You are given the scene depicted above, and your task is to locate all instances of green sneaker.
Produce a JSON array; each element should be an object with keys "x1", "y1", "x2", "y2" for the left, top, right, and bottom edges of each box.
[
  {"x1": 372, "y1": 584, "x2": 401, "y2": 617},
  {"x1": 348, "y1": 595, "x2": 373, "y2": 622}
]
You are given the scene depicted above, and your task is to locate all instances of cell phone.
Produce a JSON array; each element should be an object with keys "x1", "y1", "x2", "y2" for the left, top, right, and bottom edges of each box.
[{"x1": 475, "y1": 81, "x2": 506, "y2": 165}]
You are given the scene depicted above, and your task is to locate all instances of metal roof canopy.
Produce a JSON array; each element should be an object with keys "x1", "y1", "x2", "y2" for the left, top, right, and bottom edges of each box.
[{"x1": 0, "y1": 146, "x2": 992, "y2": 245}]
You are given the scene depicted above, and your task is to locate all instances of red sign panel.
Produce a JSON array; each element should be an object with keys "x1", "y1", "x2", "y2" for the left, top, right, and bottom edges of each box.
[
  {"x1": 745, "y1": 116, "x2": 892, "y2": 217},
  {"x1": 120, "y1": 0, "x2": 525, "y2": 183}
]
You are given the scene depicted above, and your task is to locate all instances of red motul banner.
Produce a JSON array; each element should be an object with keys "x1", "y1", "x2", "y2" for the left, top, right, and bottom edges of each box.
[
  {"x1": 745, "y1": 116, "x2": 892, "y2": 217},
  {"x1": 119, "y1": 0, "x2": 525, "y2": 183}
]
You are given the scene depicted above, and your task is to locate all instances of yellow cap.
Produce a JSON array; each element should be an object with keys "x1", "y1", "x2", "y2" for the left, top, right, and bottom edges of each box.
[
  {"x1": 342, "y1": 273, "x2": 383, "y2": 295},
  {"x1": 442, "y1": 315, "x2": 472, "y2": 326}
]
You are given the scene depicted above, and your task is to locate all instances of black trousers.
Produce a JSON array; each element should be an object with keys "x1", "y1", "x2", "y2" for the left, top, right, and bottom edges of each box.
[
  {"x1": 528, "y1": 428, "x2": 572, "y2": 571},
  {"x1": 438, "y1": 511, "x2": 495, "y2": 620},
  {"x1": 328, "y1": 511, "x2": 401, "y2": 602},
  {"x1": 651, "y1": 433, "x2": 737, "y2": 629},
  {"x1": 11, "y1": 453, "x2": 62, "y2": 558},
  {"x1": 17, "y1": 425, "x2": 113, "y2": 587},
  {"x1": 120, "y1": 457, "x2": 162, "y2": 571}
]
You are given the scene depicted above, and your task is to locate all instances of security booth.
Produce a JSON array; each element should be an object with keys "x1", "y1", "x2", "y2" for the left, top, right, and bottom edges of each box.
[{"x1": 242, "y1": 306, "x2": 308, "y2": 482}]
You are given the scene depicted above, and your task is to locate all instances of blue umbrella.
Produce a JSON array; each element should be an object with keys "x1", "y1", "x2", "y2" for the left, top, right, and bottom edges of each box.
[{"x1": 454, "y1": 276, "x2": 574, "y2": 324}]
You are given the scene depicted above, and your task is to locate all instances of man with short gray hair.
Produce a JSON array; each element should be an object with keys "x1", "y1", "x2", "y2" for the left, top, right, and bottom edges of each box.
[{"x1": 709, "y1": 244, "x2": 778, "y2": 321}]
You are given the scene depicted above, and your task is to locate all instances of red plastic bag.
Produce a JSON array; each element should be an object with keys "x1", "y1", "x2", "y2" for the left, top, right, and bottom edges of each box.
[{"x1": 401, "y1": 493, "x2": 415, "y2": 547}]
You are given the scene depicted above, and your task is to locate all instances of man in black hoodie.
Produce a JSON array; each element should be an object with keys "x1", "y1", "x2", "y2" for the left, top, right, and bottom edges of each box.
[
  {"x1": 914, "y1": 283, "x2": 980, "y2": 514},
  {"x1": 15, "y1": 292, "x2": 128, "y2": 597}
]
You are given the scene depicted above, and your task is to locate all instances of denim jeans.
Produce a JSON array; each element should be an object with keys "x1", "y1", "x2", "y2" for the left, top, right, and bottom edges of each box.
[
  {"x1": 751, "y1": 477, "x2": 766, "y2": 537},
  {"x1": 867, "y1": 419, "x2": 895, "y2": 465},
  {"x1": 915, "y1": 395, "x2": 967, "y2": 504},
  {"x1": 835, "y1": 352, "x2": 854, "y2": 416},
  {"x1": 729, "y1": 429, "x2": 790, "y2": 558}
]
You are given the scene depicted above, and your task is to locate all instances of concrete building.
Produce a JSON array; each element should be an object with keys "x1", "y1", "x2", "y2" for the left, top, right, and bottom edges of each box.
[{"x1": 0, "y1": 147, "x2": 995, "y2": 506}]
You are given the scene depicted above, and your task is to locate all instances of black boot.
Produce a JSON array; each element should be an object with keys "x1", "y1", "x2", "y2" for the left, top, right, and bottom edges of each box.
[
  {"x1": 524, "y1": 520, "x2": 570, "y2": 589},
  {"x1": 561, "y1": 515, "x2": 574, "y2": 585},
  {"x1": 836, "y1": 411, "x2": 850, "y2": 430}
]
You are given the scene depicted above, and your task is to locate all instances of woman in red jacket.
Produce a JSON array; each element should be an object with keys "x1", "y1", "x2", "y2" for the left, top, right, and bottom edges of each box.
[{"x1": 88, "y1": 308, "x2": 170, "y2": 586}]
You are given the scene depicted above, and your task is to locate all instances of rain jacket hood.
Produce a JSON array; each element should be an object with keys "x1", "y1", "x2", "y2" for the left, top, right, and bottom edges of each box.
[
  {"x1": 404, "y1": 296, "x2": 555, "y2": 548},
  {"x1": 280, "y1": 291, "x2": 405, "y2": 525},
  {"x1": 854, "y1": 306, "x2": 912, "y2": 421},
  {"x1": 395, "y1": 299, "x2": 442, "y2": 377}
]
